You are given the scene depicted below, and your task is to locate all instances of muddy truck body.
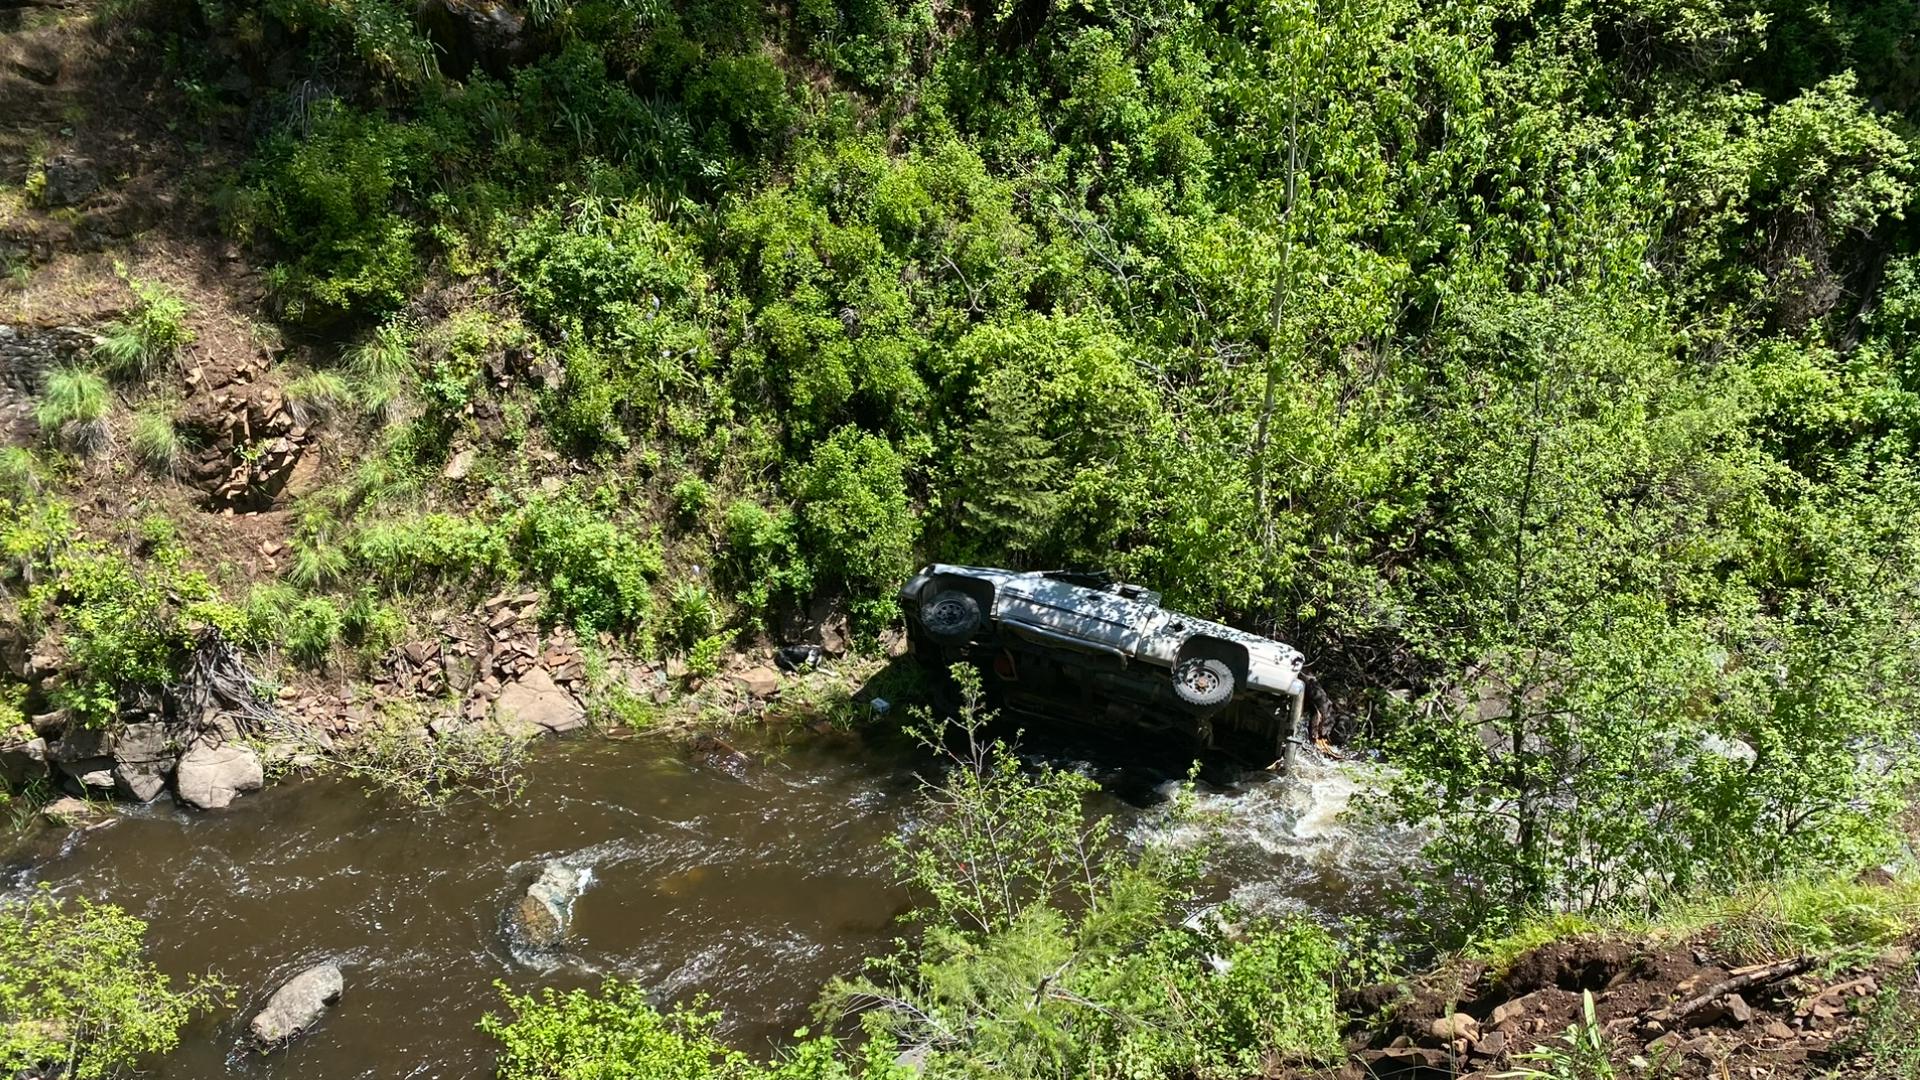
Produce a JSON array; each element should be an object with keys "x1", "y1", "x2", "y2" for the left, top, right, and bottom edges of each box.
[{"x1": 898, "y1": 565, "x2": 1307, "y2": 760}]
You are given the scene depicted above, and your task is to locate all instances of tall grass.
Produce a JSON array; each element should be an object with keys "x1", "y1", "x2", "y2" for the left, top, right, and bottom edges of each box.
[
  {"x1": 35, "y1": 366, "x2": 110, "y2": 455},
  {"x1": 285, "y1": 370, "x2": 353, "y2": 427},
  {"x1": 129, "y1": 407, "x2": 183, "y2": 478},
  {"x1": 347, "y1": 319, "x2": 415, "y2": 422},
  {"x1": 94, "y1": 276, "x2": 193, "y2": 381}
]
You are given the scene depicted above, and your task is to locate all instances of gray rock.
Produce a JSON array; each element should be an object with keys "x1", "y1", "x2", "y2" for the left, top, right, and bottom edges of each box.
[
  {"x1": 48, "y1": 725, "x2": 110, "y2": 763},
  {"x1": 414, "y1": 0, "x2": 536, "y2": 80},
  {"x1": 494, "y1": 667, "x2": 585, "y2": 734},
  {"x1": 175, "y1": 743, "x2": 264, "y2": 809},
  {"x1": 249, "y1": 963, "x2": 343, "y2": 1046},
  {"x1": 0, "y1": 737, "x2": 48, "y2": 786},
  {"x1": 113, "y1": 721, "x2": 171, "y2": 763},
  {"x1": 113, "y1": 760, "x2": 170, "y2": 802},
  {"x1": 507, "y1": 860, "x2": 585, "y2": 952},
  {"x1": 58, "y1": 756, "x2": 117, "y2": 792}
]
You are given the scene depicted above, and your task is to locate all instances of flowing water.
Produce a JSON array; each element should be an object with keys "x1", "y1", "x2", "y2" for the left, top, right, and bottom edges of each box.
[{"x1": 2, "y1": 730, "x2": 1415, "y2": 1079}]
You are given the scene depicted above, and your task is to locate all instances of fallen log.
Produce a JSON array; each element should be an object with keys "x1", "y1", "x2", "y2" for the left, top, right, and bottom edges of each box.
[{"x1": 1651, "y1": 955, "x2": 1819, "y2": 1026}]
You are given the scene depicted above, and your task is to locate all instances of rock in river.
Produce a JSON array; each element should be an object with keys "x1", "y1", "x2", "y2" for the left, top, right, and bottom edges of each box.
[
  {"x1": 250, "y1": 963, "x2": 344, "y2": 1046},
  {"x1": 175, "y1": 743, "x2": 264, "y2": 809},
  {"x1": 507, "y1": 860, "x2": 586, "y2": 953}
]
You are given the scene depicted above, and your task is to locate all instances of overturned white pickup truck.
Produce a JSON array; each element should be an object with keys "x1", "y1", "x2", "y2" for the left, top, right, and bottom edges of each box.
[{"x1": 898, "y1": 565, "x2": 1307, "y2": 759}]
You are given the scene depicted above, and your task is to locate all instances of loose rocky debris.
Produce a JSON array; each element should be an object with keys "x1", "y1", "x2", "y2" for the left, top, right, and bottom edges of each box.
[
  {"x1": 173, "y1": 365, "x2": 313, "y2": 511},
  {"x1": 249, "y1": 962, "x2": 344, "y2": 1047},
  {"x1": 1343, "y1": 934, "x2": 1916, "y2": 1079},
  {"x1": 3, "y1": 625, "x2": 280, "y2": 814}
]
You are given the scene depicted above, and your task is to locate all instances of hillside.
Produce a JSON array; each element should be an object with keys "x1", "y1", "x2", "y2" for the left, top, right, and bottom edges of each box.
[{"x1": 1, "y1": 0, "x2": 1918, "y2": 1074}]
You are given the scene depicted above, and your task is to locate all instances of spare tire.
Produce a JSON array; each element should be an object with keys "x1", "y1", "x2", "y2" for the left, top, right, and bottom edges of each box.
[
  {"x1": 920, "y1": 589, "x2": 982, "y2": 644},
  {"x1": 1172, "y1": 657, "x2": 1234, "y2": 708}
]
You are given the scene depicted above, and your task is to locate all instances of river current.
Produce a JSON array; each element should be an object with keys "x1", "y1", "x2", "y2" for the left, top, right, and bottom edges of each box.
[{"x1": 4, "y1": 729, "x2": 1412, "y2": 1078}]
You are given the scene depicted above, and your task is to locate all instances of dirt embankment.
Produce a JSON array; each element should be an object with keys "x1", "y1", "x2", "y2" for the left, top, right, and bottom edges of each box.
[{"x1": 1341, "y1": 933, "x2": 1916, "y2": 1079}]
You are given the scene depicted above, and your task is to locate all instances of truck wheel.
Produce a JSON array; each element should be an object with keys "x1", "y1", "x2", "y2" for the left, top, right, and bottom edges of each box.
[
  {"x1": 1172, "y1": 657, "x2": 1234, "y2": 708},
  {"x1": 920, "y1": 590, "x2": 981, "y2": 644}
]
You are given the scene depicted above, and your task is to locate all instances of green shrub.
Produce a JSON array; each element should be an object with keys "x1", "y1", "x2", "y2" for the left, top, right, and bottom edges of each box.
[
  {"x1": 669, "y1": 582, "x2": 721, "y2": 643},
  {"x1": 719, "y1": 498, "x2": 811, "y2": 621},
  {"x1": 0, "y1": 888, "x2": 221, "y2": 1079},
  {"x1": 93, "y1": 275, "x2": 193, "y2": 382},
  {"x1": 284, "y1": 596, "x2": 344, "y2": 666},
  {"x1": 506, "y1": 498, "x2": 661, "y2": 633},
  {"x1": 830, "y1": 669, "x2": 1344, "y2": 1077},
  {"x1": 686, "y1": 630, "x2": 730, "y2": 677},
  {"x1": 336, "y1": 710, "x2": 526, "y2": 808},
  {"x1": 343, "y1": 592, "x2": 407, "y2": 654},
  {"x1": 24, "y1": 547, "x2": 206, "y2": 724},
  {"x1": 789, "y1": 427, "x2": 913, "y2": 594},
  {"x1": 35, "y1": 366, "x2": 110, "y2": 456},
  {"x1": 671, "y1": 476, "x2": 711, "y2": 520},
  {"x1": 353, "y1": 513, "x2": 512, "y2": 591},
  {"x1": 240, "y1": 104, "x2": 423, "y2": 324},
  {"x1": 129, "y1": 407, "x2": 182, "y2": 478}
]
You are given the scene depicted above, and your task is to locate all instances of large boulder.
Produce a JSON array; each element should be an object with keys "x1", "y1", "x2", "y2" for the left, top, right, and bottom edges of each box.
[
  {"x1": 174, "y1": 743, "x2": 264, "y2": 810},
  {"x1": 249, "y1": 963, "x2": 343, "y2": 1046},
  {"x1": 0, "y1": 737, "x2": 48, "y2": 786},
  {"x1": 494, "y1": 667, "x2": 585, "y2": 735},
  {"x1": 506, "y1": 860, "x2": 585, "y2": 953},
  {"x1": 111, "y1": 722, "x2": 177, "y2": 803}
]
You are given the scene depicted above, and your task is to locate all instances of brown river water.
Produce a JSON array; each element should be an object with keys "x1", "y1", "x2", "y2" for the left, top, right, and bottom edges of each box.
[{"x1": 3, "y1": 730, "x2": 1413, "y2": 1079}]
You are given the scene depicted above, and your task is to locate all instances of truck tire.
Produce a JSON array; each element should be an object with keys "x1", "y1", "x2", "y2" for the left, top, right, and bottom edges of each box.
[
  {"x1": 1172, "y1": 657, "x2": 1234, "y2": 708},
  {"x1": 920, "y1": 590, "x2": 982, "y2": 644}
]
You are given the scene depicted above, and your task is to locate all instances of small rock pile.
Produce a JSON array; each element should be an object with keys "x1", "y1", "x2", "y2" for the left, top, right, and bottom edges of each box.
[
  {"x1": 175, "y1": 370, "x2": 313, "y2": 510},
  {"x1": 1349, "y1": 935, "x2": 1913, "y2": 1079}
]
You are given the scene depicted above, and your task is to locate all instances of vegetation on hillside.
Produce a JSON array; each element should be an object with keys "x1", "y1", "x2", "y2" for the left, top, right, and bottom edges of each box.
[{"x1": 1, "y1": 0, "x2": 1918, "y2": 1070}]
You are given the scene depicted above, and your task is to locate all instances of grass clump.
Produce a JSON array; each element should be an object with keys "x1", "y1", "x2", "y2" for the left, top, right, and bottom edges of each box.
[
  {"x1": 283, "y1": 596, "x2": 344, "y2": 667},
  {"x1": 93, "y1": 275, "x2": 193, "y2": 382},
  {"x1": 129, "y1": 406, "x2": 183, "y2": 478},
  {"x1": 35, "y1": 366, "x2": 110, "y2": 455},
  {"x1": 285, "y1": 370, "x2": 354, "y2": 427},
  {"x1": 347, "y1": 318, "x2": 415, "y2": 421}
]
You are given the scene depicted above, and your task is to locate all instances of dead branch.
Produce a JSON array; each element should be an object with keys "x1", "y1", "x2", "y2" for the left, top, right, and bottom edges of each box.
[{"x1": 1652, "y1": 955, "x2": 1819, "y2": 1025}]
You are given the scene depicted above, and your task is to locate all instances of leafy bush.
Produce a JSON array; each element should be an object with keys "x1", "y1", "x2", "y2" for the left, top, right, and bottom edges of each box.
[
  {"x1": 789, "y1": 427, "x2": 913, "y2": 593},
  {"x1": 719, "y1": 498, "x2": 811, "y2": 622},
  {"x1": 94, "y1": 275, "x2": 193, "y2": 382},
  {"x1": 22, "y1": 547, "x2": 207, "y2": 724},
  {"x1": 829, "y1": 669, "x2": 1345, "y2": 1077},
  {"x1": 342, "y1": 592, "x2": 407, "y2": 654},
  {"x1": 0, "y1": 888, "x2": 220, "y2": 1079},
  {"x1": 505, "y1": 498, "x2": 661, "y2": 633},
  {"x1": 353, "y1": 513, "x2": 512, "y2": 591},
  {"x1": 239, "y1": 104, "x2": 424, "y2": 324},
  {"x1": 335, "y1": 711, "x2": 526, "y2": 809},
  {"x1": 284, "y1": 597, "x2": 344, "y2": 666},
  {"x1": 686, "y1": 629, "x2": 730, "y2": 677},
  {"x1": 35, "y1": 367, "x2": 109, "y2": 455},
  {"x1": 671, "y1": 476, "x2": 711, "y2": 520}
]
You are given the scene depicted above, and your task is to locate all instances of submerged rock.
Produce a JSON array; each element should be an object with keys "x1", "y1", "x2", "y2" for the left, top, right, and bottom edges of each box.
[
  {"x1": 175, "y1": 743, "x2": 264, "y2": 809},
  {"x1": 506, "y1": 860, "x2": 586, "y2": 953},
  {"x1": 250, "y1": 963, "x2": 344, "y2": 1046},
  {"x1": 40, "y1": 795, "x2": 110, "y2": 829}
]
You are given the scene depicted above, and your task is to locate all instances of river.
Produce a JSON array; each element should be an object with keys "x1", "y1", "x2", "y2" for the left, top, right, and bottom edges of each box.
[{"x1": 3, "y1": 729, "x2": 1414, "y2": 1078}]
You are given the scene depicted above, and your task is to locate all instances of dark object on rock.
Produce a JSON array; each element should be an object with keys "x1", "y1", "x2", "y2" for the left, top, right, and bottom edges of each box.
[
  {"x1": 250, "y1": 963, "x2": 344, "y2": 1046},
  {"x1": 414, "y1": 0, "x2": 536, "y2": 79},
  {"x1": 775, "y1": 644, "x2": 822, "y2": 673}
]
